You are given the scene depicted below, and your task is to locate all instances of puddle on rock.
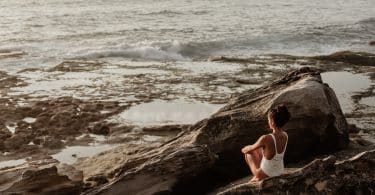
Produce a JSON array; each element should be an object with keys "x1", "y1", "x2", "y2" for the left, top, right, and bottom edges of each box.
[
  {"x1": 0, "y1": 158, "x2": 27, "y2": 169},
  {"x1": 142, "y1": 135, "x2": 164, "y2": 142},
  {"x1": 113, "y1": 99, "x2": 223, "y2": 126},
  {"x1": 51, "y1": 144, "x2": 117, "y2": 164},
  {"x1": 23, "y1": 117, "x2": 36, "y2": 123},
  {"x1": 5, "y1": 124, "x2": 17, "y2": 134},
  {"x1": 321, "y1": 71, "x2": 373, "y2": 113}
]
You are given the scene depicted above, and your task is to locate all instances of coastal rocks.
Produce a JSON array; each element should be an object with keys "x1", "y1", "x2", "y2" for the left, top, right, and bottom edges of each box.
[
  {"x1": 312, "y1": 51, "x2": 375, "y2": 66},
  {"x1": 90, "y1": 124, "x2": 111, "y2": 136},
  {"x1": 193, "y1": 67, "x2": 348, "y2": 160},
  {"x1": 0, "y1": 159, "x2": 83, "y2": 195},
  {"x1": 0, "y1": 50, "x2": 26, "y2": 59},
  {"x1": 0, "y1": 97, "x2": 127, "y2": 158},
  {"x1": 218, "y1": 149, "x2": 375, "y2": 195},
  {"x1": 48, "y1": 60, "x2": 106, "y2": 72},
  {"x1": 84, "y1": 67, "x2": 349, "y2": 194},
  {"x1": 209, "y1": 51, "x2": 375, "y2": 73},
  {"x1": 0, "y1": 71, "x2": 26, "y2": 94}
]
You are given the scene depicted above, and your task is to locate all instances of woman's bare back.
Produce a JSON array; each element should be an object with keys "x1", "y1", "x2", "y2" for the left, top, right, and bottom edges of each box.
[{"x1": 262, "y1": 131, "x2": 288, "y2": 160}]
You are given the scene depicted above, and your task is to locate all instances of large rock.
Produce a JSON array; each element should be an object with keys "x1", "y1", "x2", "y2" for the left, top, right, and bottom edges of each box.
[
  {"x1": 84, "y1": 67, "x2": 349, "y2": 194},
  {"x1": 0, "y1": 159, "x2": 83, "y2": 194},
  {"x1": 218, "y1": 149, "x2": 375, "y2": 195}
]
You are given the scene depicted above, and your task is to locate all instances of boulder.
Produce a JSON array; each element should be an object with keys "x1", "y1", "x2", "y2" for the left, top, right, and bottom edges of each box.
[
  {"x1": 84, "y1": 67, "x2": 349, "y2": 194},
  {"x1": 0, "y1": 159, "x2": 83, "y2": 195},
  {"x1": 218, "y1": 149, "x2": 375, "y2": 195}
]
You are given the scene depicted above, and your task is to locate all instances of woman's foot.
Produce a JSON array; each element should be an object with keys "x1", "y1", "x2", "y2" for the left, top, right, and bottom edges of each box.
[{"x1": 249, "y1": 176, "x2": 259, "y2": 183}]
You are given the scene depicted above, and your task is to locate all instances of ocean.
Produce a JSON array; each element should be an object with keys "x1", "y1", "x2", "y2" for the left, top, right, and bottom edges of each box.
[{"x1": 0, "y1": 0, "x2": 374, "y2": 72}]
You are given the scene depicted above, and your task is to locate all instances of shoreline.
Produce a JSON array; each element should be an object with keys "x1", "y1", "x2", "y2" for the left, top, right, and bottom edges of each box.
[{"x1": 0, "y1": 50, "x2": 374, "y2": 193}]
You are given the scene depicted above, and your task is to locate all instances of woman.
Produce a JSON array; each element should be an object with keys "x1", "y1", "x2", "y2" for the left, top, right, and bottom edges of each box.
[{"x1": 241, "y1": 105, "x2": 290, "y2": 182}]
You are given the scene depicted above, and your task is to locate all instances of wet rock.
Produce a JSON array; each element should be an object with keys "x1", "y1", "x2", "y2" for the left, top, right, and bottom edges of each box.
[
  {"x1": 48, "y1": 60, "x2": 105, "y2": 72},
  {"x1": 4, "y1": 134, "x2": 30, "y2": 150},
  {"x1": 0, "y1": 159, "x2": 83, "y2": 194},
  {"x1": 90, "y1": 124, "x2": 110, "y2": 135},
  {"x1": 83, "y1": 68, "x2": 349, "y2": 194},
  {"x1": 142, "y1": 124, "x2": 190, "y2": 133},
  {"x1": 0, "y1": 50, "x2": 26, "y2": 59},
  {"x1": 0, "y1": 127, "x2": 12, "y2": 140},
  {"x1": 33, "y1": 137, "x2": 44, "y2": 145},
  {"x1": 218, "y1": 149, "x2": 375, "y2": 195},
  {"x1": 312, "y1": 51, "x2": 375, "y2": 66},
  {"x1": 87, "y1": 174, "x2": 109, "y2": 187},
  {"x1": 0, "y1": 71, "x2": 26, "y2": 92},
  {"x1": 42, "y1": 136, "x2": 64, "y2": 149},
  {"x1": 348, "y1": 123, "x2": 359, "y2": 134},
  {"x1": 350, "y1": 135, "x2": 372, "y2": 146},
  {"x1": 235, "y1": 78, "x2": 261, "y2": 85}
]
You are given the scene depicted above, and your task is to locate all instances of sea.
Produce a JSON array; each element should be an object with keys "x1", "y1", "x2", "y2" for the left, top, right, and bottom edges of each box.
[{"x1": 0, "y1": 0, "x2": 374, "y2": 72}]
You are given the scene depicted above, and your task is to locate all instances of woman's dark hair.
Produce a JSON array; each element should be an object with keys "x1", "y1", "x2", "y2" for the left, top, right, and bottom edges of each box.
[{"x1": 268, "y1": 105, "x2": 291, "y2": 128}]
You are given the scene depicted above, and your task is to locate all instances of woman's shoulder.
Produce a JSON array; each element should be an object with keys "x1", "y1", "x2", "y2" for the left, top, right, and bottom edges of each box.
[{"x1": 259, "y1": 134, "x2": 272, "y2": 143}]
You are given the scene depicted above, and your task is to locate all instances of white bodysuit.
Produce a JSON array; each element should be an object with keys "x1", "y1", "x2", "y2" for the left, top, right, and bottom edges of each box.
[{"x1": 260, "y1": 132, "x2": 288, "y2": 177}]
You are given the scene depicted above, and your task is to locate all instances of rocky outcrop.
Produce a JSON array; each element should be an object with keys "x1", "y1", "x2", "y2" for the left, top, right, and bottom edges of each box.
[
  {"x1": 312, "y1": 51, "x2": 375, "y2": 66},
  {"x1": 0, "y1": 159, "x2": 83, "y2": 195},
  {"x1": 0, "y1": 97, "x2": 127, "y2": 157},
  {"x1": 218, "y1": 149, "x2": 375, "y2": 195},
  {"x1": 83, "y1": 67, "x2": 349, "y2": 194}
]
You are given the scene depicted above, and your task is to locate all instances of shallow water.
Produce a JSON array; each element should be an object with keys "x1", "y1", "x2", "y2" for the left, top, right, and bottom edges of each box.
[
  {"x1": 51, "y1": 144, "x2": 117, "y2": 164},
  {"x1": 0, "y1": 158, "x2": 26, "y2": 169},
  {"x1": 321, "y1": 71, "x2": 374, "y2": 114},
  {"x1": 113, "y1": 99, "x2": 223, "y2": 126},
  {"x1": 22, "y1": 117, "x2": 37, "y2": 123}
]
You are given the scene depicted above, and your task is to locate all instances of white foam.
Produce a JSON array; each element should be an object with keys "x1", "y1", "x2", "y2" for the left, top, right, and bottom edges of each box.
[{"x1": 79, "y1": 40, "x2": 191, "y2": 61}]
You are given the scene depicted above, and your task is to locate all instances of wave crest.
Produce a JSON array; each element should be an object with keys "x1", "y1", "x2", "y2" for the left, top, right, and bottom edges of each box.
[{"x1": 76, "y1": 40, "x2": 224, "y2": 61}]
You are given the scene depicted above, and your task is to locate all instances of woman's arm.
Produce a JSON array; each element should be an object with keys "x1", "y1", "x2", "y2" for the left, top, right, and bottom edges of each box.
[{"x1": 241, "y1": 135, "x2": 266, "y2": 154}]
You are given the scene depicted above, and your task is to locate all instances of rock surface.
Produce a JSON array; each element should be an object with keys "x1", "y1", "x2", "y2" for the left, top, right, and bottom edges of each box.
[
  {"x1": 0, "y1": 96, "x2": 127, "y2": 158},
  {"x1": 0, "y1": 159, "x2": 83, "y2": 195},
  {"x1": 83, "y1": 67, "x2": 349, "y2": 194},
  {"x1": 312, "y1": 51, "x2": 375, "y2": 66},
  {"x1": 218, "y1": 149, "x2": 375, "y2": 195}
]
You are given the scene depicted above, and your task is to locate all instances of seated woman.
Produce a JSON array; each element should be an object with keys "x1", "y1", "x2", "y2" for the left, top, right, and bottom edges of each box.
[{"x1": 241, "y1": 105, "x2": 290, "y2": 182}]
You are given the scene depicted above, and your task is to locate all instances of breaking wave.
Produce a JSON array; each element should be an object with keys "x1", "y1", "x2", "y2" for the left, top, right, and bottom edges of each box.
[{"x1": 76, "y1": 40, "x2": 225, "y2": 61}]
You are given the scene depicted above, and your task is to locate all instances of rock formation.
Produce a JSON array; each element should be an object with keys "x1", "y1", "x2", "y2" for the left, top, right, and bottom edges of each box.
[
  {"x1": 218, "y1": 149, "x2": 375, "y2": 195},
  {"x1": 0, "y1": 159, "x2": 83, "y2": 195},
  {"x1": 83, "y1": 67, "x2": 349, "y2": 194},
  {"x1": 312, "y1": 51, "x2": 375, "y2": 66}
]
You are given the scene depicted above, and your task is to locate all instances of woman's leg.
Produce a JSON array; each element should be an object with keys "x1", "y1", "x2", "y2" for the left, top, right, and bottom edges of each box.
[{"x1": 244, "y1": 148, "x2": 263, "y2": 180}]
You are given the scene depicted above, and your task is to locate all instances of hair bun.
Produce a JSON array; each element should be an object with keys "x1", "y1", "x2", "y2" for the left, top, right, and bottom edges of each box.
[{"x1": 268, "y1": 104, "x2": 291, "y2": 127}]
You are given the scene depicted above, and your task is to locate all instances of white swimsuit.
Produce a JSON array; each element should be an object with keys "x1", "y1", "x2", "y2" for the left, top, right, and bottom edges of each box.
[{"x1": 260, "y1": 132, "x2": 288, "y2": 177}]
